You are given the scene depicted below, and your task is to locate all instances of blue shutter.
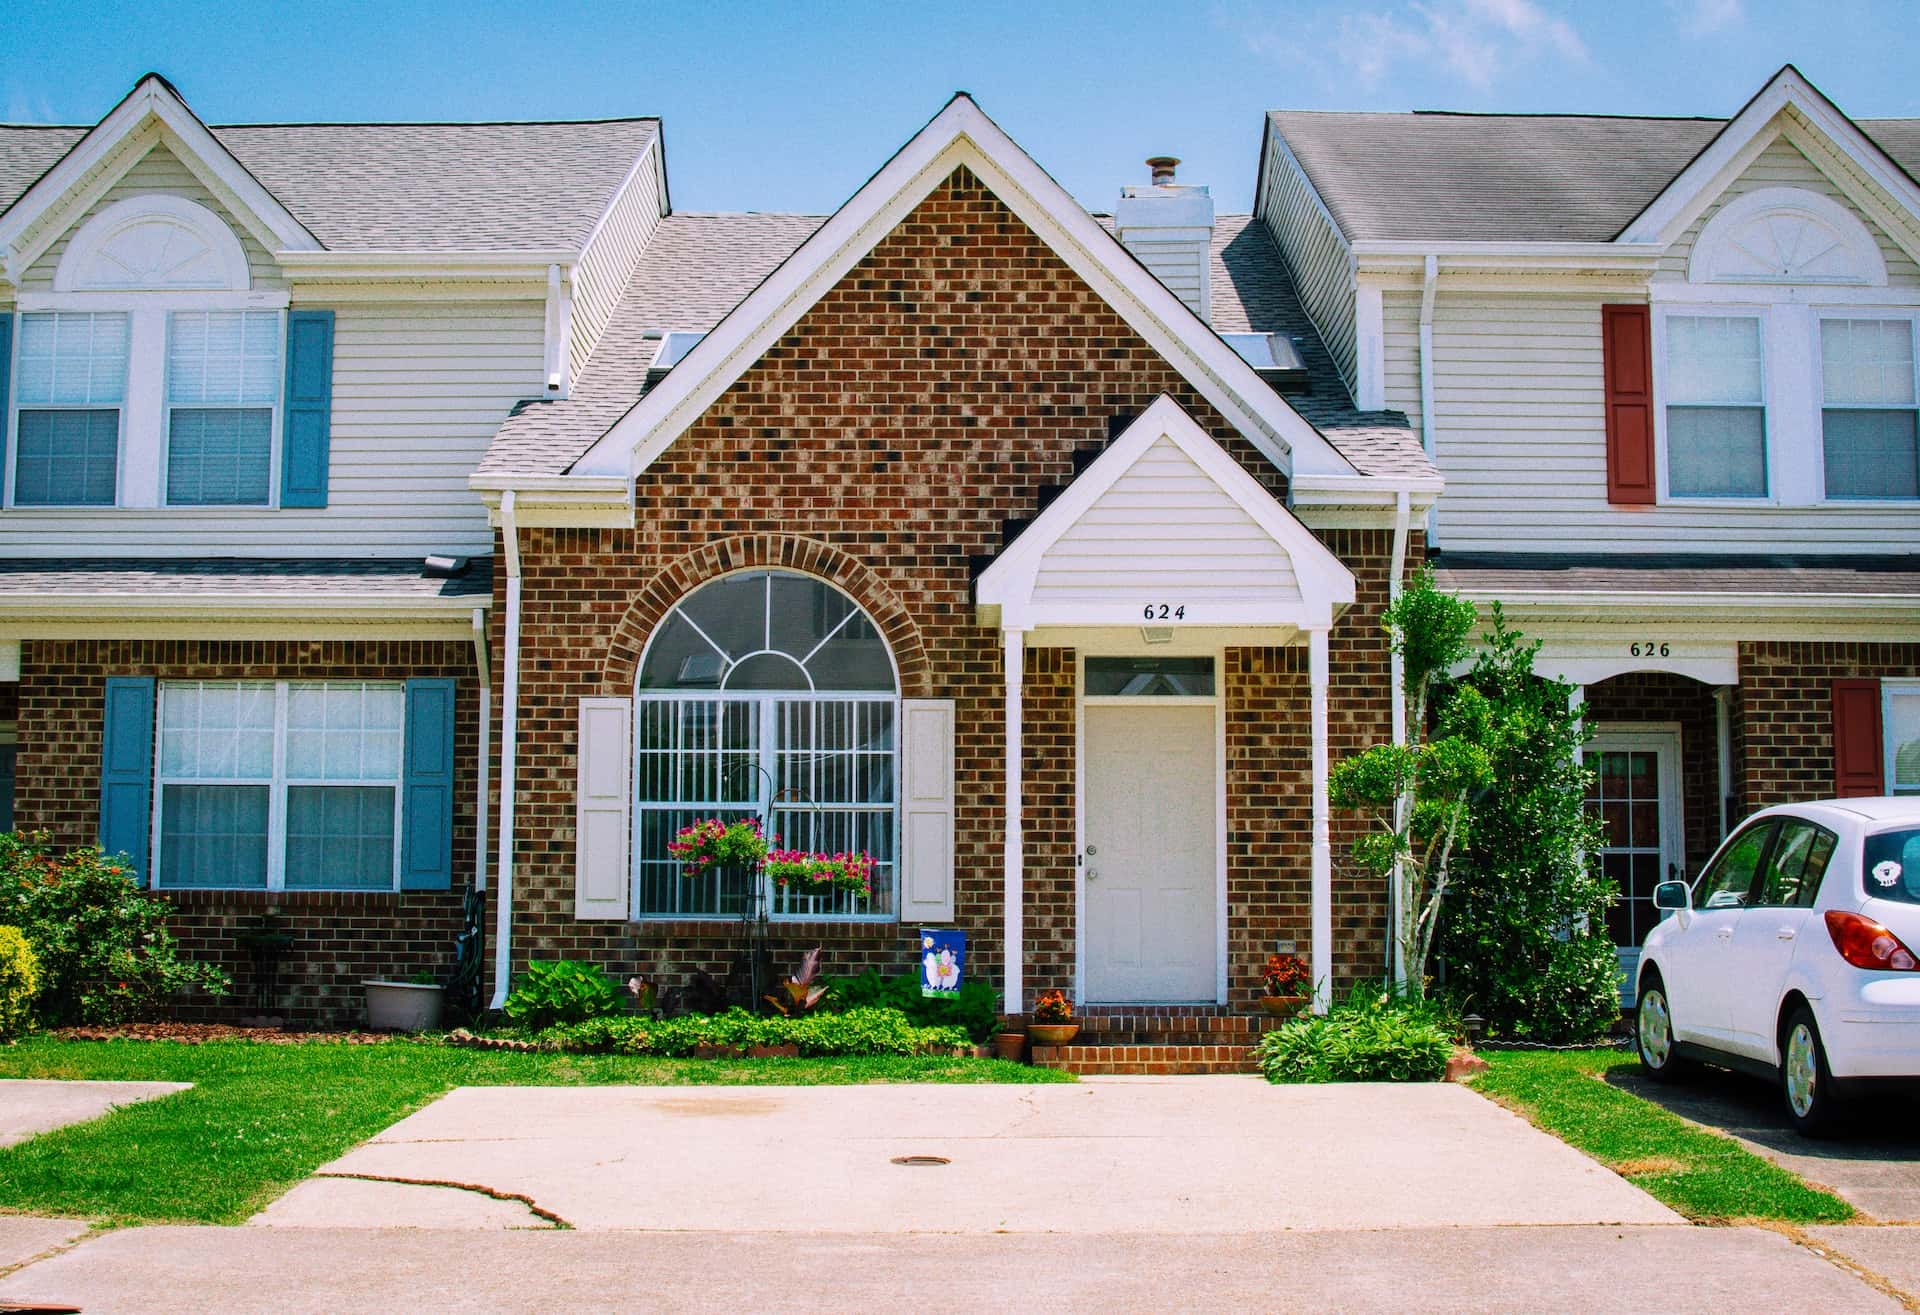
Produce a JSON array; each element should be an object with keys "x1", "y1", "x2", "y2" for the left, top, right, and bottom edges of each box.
[
  {"x1": 400, "y1": 677, "x2": 456, "y2": 891},
  {"x1": 99, "y1": 677, "x2": 157, "y2": 878},
  {"x1": 279, "y1": 310, "x2": 334, "y2": 508},
  {"x1": 0, "y1": 313, "x2": 11, "y2": 506}
]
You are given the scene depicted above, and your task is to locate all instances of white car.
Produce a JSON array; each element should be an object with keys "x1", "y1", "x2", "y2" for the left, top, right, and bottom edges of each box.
[{"x1": 1635, "y1": 797, "x2": 1920, "y2": 1135}]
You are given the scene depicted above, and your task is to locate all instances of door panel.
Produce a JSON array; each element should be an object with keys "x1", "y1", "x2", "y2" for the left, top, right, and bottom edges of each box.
[
  {"x1": 1726, "y1": 819, "x2": 1835, "y2": 1059},
  {"x1": 1586, "y1": 734, "x2": 1682, "y2": 1006},
  {"x1": 1084, "y1": 703, "x2": 1216, "y2": 1003},
  {"x1": 1668, "y1": 820, "x2": 1774, "y2": 1045}
]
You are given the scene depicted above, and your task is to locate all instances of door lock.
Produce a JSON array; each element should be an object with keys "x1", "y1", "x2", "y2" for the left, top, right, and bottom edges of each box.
[
  {"x1": 1087, "y1": 869, "x2": 1100, "y2": 881},
  {"x1": 1085, "y1": 844, "x2": 1098, "y2": 856}
]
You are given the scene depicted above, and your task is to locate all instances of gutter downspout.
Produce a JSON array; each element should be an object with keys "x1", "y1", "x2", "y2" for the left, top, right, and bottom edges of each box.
[
  {"x1": 490, "y1": 492, "x2": 522, "y2": 1010},
  {"x1": 1387, "y1": 490, "x2": 1412, "y2": 987},
  {"x1": 1418, "y1": 254, "x2": 1439, "y2": 546},
  {"x1": 471, "y1": 608, "x2": 490, "y2": 896}
]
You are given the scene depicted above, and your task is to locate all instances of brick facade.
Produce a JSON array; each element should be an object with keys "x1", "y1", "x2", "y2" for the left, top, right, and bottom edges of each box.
[
  {"x1": 1584, "y1": 671, "x2": 1726, "y2": 872},
  {"x1": 1740, "y1": 641, "x2": 1920, "y2": 810},
  {"x1": 13, "y1": 639, "x2": 481, "y2": 1026}
]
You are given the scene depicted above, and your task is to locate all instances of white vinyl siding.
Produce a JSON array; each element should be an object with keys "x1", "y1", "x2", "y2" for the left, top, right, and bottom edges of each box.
[
  {"x1": 1256, "y1": 136, "x2": 1356, "y2": 392},
  {"x1": 1030, "y1": 437, "x2": 1302, "y2": 609},
  {"x1": 0, "y1": 297, "x2": 543, "y2": 555},
  {"x1": 570, "y1": 140, "x2": 666, "y2": 380}
]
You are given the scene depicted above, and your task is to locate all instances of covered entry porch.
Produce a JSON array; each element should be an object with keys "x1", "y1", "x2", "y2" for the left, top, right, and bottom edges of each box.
[{"x1": 974, "y1": 397, "x2": 1360, "y2": 1015}]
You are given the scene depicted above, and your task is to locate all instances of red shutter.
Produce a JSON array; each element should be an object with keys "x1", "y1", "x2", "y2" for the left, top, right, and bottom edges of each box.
[
  {"x1": 1602, "y1": 304, "x2": 1656, "y2": 505},
  {"x1": 1832, "y1": 679, "x2": 1885, "y2": 798}
]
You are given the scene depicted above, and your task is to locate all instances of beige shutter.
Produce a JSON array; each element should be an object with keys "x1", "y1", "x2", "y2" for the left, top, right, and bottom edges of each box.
[
  {"x1": 575, "y1": 697, "x2": 632, "y2": 920},
  {"x1": 899, "y1": 698, "x2": 957, "y2": 923}
]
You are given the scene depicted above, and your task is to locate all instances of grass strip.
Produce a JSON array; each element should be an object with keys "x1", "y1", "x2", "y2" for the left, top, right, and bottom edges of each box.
[
  {"x1": 1471, "y1": 1047, "x2": 1854, "y2": 1224},
  {"x1": 0, "y1": 1038, "x2": 1068, "y2": 1226}
]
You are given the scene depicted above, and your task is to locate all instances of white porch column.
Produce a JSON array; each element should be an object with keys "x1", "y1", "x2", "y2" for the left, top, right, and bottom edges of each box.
[
  {"x1": 1002, "y1": 626, "x2": 1025, "y2": 1014},
  {"x1": 1715, "y1": 686, "x2": 1733, "y2": 838},
  {"x1": 1309, "y1": 627, "x2": 1332, "y2": 1014}
]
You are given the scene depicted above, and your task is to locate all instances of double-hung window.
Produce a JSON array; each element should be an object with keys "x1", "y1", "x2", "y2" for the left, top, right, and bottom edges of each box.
[
  {"x1": 1663, "y1": 314, "x2": 1768, "y2": 498},
  {"x1": 1820, "y1": 317, "x2": 1919, "y2": 500},
  {"x1": 165, "y1": 311, "x2": 281, "y2": 506},
  {"x1": 13, "y1": 312, "x2": 128, "y2": 506},
  {"x1": 156, "y1": 680, "x2": 404, "y2": 891},
  {"x1": 1887, "y1": 681, "x2": 1920, "y2": 797}
]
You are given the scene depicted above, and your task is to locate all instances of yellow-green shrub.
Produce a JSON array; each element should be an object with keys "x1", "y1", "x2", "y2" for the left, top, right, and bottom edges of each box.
[{"x1": 0, "y1": 925, "x2": 41, "y2": 1039}]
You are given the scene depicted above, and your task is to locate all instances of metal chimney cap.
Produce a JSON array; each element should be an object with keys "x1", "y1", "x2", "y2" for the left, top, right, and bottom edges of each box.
[{"x1": 1146, "y1": 156, "x2": 1179, "y2": 184}]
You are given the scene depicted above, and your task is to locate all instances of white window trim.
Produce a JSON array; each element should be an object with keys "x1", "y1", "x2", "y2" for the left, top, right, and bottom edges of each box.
[
  {"x1": 1651, "y1": 304, "x2": 1776, "y2": 505},
  {"x1": 1814, "y1": 309, "x2": 1920, "y2": 505},
  {"x1": 1886, "y1": 678, "x2": 1920, "y2": 797},
  {"x1": 6, "y1": 290, "x2": 289, "y2": 512},
  {"x1": 150, "y1": 679, "x2": 405, "y2": 893}
]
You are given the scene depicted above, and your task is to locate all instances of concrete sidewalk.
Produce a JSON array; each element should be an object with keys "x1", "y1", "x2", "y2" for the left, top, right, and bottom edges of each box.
[
  {"x1": 281, "y1": 1076, "x2": 1677, "y2": 1232},
  {"x1": 0, "y1": 1223, "x2": 1906, "y2": 1314},
  {"x1": 0, "y1": 1079, "x2": 190, "y2": 1147}
]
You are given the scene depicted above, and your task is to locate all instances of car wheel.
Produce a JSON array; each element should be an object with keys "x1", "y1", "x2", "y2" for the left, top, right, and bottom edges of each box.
[
  {"x1": 1781, "y1": 1004, "x2": 1843, "y2": 1138},
  {"x1": 1636, "y1": 977, "x2": 1688, "y2": 1082}
]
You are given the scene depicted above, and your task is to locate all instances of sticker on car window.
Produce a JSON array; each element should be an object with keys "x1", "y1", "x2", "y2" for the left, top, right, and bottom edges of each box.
[{"x1": 1873, "y1": 860, "x2": 1902, "y2": 888}]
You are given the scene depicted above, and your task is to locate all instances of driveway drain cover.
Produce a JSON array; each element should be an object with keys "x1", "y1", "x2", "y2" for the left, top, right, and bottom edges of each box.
[{"x1": 890, "y1": 1154, "x2": 951, "y2": 1167}]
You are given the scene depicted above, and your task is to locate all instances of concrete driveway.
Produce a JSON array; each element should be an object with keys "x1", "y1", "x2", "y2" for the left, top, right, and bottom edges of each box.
[
  {"x1": 1609, "y1": 1067, "x2": 1920, "y2": 1221},
  {"x1": 257, "y1": 1076, "x2": 1677, "y2": 1232}
]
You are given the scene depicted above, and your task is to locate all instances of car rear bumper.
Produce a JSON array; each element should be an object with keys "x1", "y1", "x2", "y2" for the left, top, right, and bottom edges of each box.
[{"x1": 1825, "y1": 979, "x2": 1920, "y2": 1078}]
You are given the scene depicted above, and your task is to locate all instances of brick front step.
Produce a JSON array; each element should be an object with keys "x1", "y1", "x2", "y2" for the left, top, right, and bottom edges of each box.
[
  {"x1": 1039, "y1": 1012, "x2": 1286, "y2": 1048},
  {"x1": 1028, "y1": 1042, "x2": 1261, "y2": 1076}
]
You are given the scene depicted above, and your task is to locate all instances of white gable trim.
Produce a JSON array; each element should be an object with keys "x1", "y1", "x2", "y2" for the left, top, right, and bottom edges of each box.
[
  {"x1": 54, "y1": 193, "x2": 253, "y2": 292},
  {"x1": 0, "y1": 75, "x2": 320, "y2": 284},
  {"x1": 976, "y1": 395, "x2": 1356, "y2": 631},
  {"x1": 1618, "y1": 67, "x2": 1920, "y2": 256},
  {"x1": 1688, "y1": 185, "x2": 1887, "y2": 286},
  {"x1": 571, "y1": 95, "x2": 1361, "y2": 484}
]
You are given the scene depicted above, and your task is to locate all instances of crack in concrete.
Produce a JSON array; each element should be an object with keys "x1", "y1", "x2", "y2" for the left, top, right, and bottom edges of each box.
[
  {"x1": 0, "y1": 1224, "x2": 101, "y2": 1282},
  {"x1": 1762, "y1": 1221, "x2": 1920, "y2": 1314},
  {"x1": 313, "y1": 1173, "x2": 572, "y2": 1230}
]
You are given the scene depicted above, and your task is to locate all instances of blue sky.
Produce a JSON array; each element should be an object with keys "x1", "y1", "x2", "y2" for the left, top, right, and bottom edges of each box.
[{"x1": 5, "y1": 1, "x2": 1918, "y2": 215}]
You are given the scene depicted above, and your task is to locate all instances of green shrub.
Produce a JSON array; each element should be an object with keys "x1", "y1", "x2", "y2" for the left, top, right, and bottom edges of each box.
[
  {"x1": 824, "y1": 970, "x2": 1001, "y2": 1042},
  {"x1": 502, "y1": 959, "x2": 626, "y2": 1032},
  {"x1": 542, "y1": 1006, "x2": 969, "y2": 1058},
  {"x1": 0, "y1": 926, "x2": 39, "y2": 1038},
  {"x1": 0, "y1": 833, "x2": 228, "y2": 1025},
  {"x1": 1255, "y1": 986, "x2": 1454, "y2": 1084}
]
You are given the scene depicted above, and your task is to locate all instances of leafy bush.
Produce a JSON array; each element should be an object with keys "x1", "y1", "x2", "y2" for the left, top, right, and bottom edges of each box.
[
  {"x1": 0, "y1": 926, "x2": 39, "y2": 1039},
  {"x1": 824, "y1": 970, "x2": 1001, "y2": 1042},
  {"x1": 1255, "y1": 986, "x2": 1454, "y2": 1084},
  {"x1": 541, "y1": 1006, "x2": 969, "y2": 1058},
  {"x1": 0, "y1": 834, "x2": 228, "y2": 1025},
  {"x1": 502, "y1": 959, "x2": 626, "y2": 1031}
]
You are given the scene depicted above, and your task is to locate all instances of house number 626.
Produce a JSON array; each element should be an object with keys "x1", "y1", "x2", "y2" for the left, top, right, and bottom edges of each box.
[
  {"x1": 1629, "y1": 642, "x2": 1671, "y2": 658},
  {"x1": 1142, "y1": 604, "x2": 1187, "y2": 620}
]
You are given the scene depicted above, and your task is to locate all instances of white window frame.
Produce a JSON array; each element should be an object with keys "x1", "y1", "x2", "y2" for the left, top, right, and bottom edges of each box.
[
  {"x1": 1886, "y1": 679, "x2": 1920, "y2": 798},
  {"x1": 1815, "y1": 310, "x2": 1920, "y2": 504},
  {"x1": 1651, "y1": 304, "x2": 1775, "y2": 504},
  {"x1": 150, "y1": 679, "x2": 404, "y2": 892},
  {"x1": 7, "y1": 309, "x2": 130, "y2": 509},
  {"x1": 6, "y1": 293, "x2": 289, "y2": 512}
]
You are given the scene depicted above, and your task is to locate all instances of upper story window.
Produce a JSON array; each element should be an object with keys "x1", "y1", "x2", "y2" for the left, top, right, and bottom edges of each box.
[
  {"x1": 5, "y1": 195, "x2": 290, "y2": 511},
  {"x1": 1664, "y1": 314, "x2": 1767, "y2": 498},
  {"x1": 1820, "y1": 317, "x2": 1918, "y2": 499}
]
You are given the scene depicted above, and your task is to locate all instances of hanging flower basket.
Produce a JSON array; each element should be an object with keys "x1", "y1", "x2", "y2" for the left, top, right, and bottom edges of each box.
[
  {"x1": 668, "y1": 817, "x2": 770, "y2": 876},
  {"x1": 765, "y1": 849, "x2": 876, "y2": 901}
]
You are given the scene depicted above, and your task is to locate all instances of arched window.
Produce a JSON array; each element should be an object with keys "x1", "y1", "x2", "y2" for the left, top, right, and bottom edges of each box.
[{"x1": 634, "y1": 570, "x2": 898, "y2": 919}]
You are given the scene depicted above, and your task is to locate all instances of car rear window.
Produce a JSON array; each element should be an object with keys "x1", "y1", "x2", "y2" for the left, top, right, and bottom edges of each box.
[{"x1": 1863, "y1": 828, "x2": 1920, "y2": 904}]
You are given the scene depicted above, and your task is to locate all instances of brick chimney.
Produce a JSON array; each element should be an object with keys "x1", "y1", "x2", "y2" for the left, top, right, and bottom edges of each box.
[{"x1": 1115, "y1": 156, "x2": 1214, "y2": 323}]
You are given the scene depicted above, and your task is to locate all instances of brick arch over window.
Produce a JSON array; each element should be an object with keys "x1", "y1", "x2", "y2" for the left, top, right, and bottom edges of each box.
[{"x1": 601, "y1": 535, "x2": 932, "y2": 697}]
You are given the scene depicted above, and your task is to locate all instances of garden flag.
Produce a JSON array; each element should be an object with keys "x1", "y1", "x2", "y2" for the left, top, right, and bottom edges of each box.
[{"x1": 920, "y1": 929, "x2": 964, "y2": 998}]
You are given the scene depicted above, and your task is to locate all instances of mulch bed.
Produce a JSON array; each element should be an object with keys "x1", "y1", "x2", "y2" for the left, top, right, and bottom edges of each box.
[{"x1": 50, "y1": 1021, "x2": 397, "y2": 1045}]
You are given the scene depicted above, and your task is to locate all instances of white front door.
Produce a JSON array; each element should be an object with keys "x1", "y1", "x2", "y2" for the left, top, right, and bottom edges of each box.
[
  {"x1": 1083, "y1": 702, "x2": 1217, "y2": 1002},
  {"x1": 1585, "y1": 729, "x2": 1684, "y2": 1007}
]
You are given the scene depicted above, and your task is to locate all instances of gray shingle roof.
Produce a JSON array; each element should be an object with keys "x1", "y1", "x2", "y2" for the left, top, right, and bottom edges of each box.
[
  {"x1": 0, "y1": 119, "x2": 658, "y2": 252},
  {"x1": 1267, "y1": 111, "x2": 1920, "y2": 242},
  {"x1": 0, "y1": 557, "x2": 493, "y2": 600},
  {"x1": 480, "y1": 210, "x2": 1433, "y2": 483},
  {"x1": 1432, "y1": 554, "x2": 1920, "y2": 598}
]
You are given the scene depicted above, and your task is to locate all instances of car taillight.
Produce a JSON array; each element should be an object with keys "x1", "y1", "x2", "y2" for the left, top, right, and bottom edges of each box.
[{"x1": 1825, "y1": 910, "x2": 1920, "y2": 972}]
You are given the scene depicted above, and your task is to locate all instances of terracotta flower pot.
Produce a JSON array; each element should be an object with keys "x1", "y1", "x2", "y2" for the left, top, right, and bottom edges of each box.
[
  {"x1": 991, "y1": 1032, "x2": 1027, "y2": 1062},
  {"x1": 1258, "y1": 994, "x2": 1308, "y2": 1019},
  {"x1": 1028, "y1": 1023, "x2": 1079, "y2": 1046}
]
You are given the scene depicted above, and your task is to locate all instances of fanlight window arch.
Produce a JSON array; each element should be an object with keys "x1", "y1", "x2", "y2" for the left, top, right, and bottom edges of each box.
[
  {"x1": 1688, "y1": 187, "x2": 1888, "y2": 287},
  {"x1": 54, "y1": 194, "x2": 253, "y2": 293},
  {"x1": 634, "y1": 570, "x2": 898, "y2": 920}
]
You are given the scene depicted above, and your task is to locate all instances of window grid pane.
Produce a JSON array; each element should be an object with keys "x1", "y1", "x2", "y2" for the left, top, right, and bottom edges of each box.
[
  {"x1": 16, "y1": 312, "x2": 129, "y2": 406},
  {"x1": 167, "y1": 311, "x2": 281, "y2": 405},
  {"x1": 286, "y1": 682, "x2": 403, "y2": 782},
  {"x1": 1667, "y1": 315, "x2": 1763, "y2": 405},
  {"x1": 158, "y1": 784, "x2": 269, "y2": 889},
  {"x1": 13, "y1": 410, "x2": 118, "y2": 506},
  {"x1": 166, "y1": 408, "x2": 272, "y2": 506},
  {"x1": 1822, "y1": 319, "x2": 1916, "y2": 407},
  {"x1": 1823, "y1": 409, "x2": 1919, "y2": 498},
  {"x1": 1668, "y1": 406, "x2": 1767, "y2": 497},
  {"x1": 285, "y1": 785, "x2": 396, "y2": 889}
]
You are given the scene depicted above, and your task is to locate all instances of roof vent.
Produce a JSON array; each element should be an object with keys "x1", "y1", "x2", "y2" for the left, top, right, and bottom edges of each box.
[
  {"x1": 646, "y1": 331, "x2": 706, "y2": 387},
  {"x1": 422, "y1": 554, "x2": 469, "y2": 579},
  {"x1": 1222, "y1": 333, "x2": 1309, "y2": 392},
  {"x1": 1146, "y1": 156, "x2": 1179, "y2": 186}
]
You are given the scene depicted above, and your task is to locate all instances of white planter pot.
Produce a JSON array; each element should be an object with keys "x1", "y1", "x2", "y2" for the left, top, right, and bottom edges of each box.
[{"x1": 363, "y1": 980, "x2": 445, "y2": 1032}]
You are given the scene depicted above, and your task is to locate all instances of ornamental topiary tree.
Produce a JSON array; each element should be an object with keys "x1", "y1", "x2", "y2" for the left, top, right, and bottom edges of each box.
[
  {"x1": 1436, "y1": 609, "x2": 1620, "y2": 1043},
  {"x1": 1330, "y1": 571, "x2": 1490, "y2": 997}
]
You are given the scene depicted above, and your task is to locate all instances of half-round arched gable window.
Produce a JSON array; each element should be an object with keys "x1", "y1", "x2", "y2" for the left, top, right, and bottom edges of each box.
[
  {"x1": 1688, "y1": 186, "x2": 1888, "y2": 287},
  {"x1": 54, "y1": 194, "x2": 253, "y2": 293},
  {"x1": 634, "y1": 570, "x2": 898, "y2": 920}
]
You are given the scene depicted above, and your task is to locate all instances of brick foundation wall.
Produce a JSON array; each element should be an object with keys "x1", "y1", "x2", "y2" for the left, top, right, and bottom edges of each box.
[
  {"x1": 1584, "y1": 672, "x2": 1727, "y2": 871},
  {"x1": 1021, "y1": 647, "x2": 1076, "y2": 998},
  {"x1": 1740, "y1": 641, "x2": 1920, "y2": 810},
  {"x1": 14, "y1": 639, "x2": 482, "y2": 1026}
]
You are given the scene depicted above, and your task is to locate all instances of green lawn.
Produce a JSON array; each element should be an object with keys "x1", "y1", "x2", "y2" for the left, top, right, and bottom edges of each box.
[
  {"x1": 0, "y1": 1038, "x2": 1068, "y2": 1227},
  {"x1": 1471, "y1": 1047, "x2": 1854, "y2": 1224}
]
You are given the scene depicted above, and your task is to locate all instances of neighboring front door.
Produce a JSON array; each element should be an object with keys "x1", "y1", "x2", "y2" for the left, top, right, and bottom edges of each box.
[
  {"x1": 1586, "y1": 730, "x2": 1683, "y2": 1006},
  {"x1": 1084, "y1": 702, "x2": 1217, "y2": 1002}
]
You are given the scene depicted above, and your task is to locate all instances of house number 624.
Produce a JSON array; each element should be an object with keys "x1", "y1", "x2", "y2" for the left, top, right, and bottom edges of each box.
[
  {"x1": 1142, "y1": 604, "x2": 1187, "y2": 620},
  {"x1": 1629, "y1": 642, "x2": 1671, "y2": 658}
]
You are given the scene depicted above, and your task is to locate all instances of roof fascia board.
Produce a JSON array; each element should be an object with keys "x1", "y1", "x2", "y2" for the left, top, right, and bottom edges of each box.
[
  {"x1": 1352, "y1": 241, "x2": 1663, "y2": 273},
  {"x1": 1619, "y1": 67, "x2": 1920, "y2": 247},
  {"x1": 1778, "y1": 117, "x2": 1920, "y2": 268},
  {"x1": 1261, "y1": 122, "x2": 1353, "y2": 246},
  {"x1": 570, "y1": 96, "x2": 1360, "y2": 483},
  {"x1": 0, "y1": 77, "x2": 321, "y2": 279},
  {"x1": 278, "y1": 251, "x2": 578, "y2": 280},
  {"x1": 1450, "y1": 589, "x2": 1920, "y2": 621},
  {"x1": 976, "y1": 395, "x2": 1356, "y2": 623}
]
